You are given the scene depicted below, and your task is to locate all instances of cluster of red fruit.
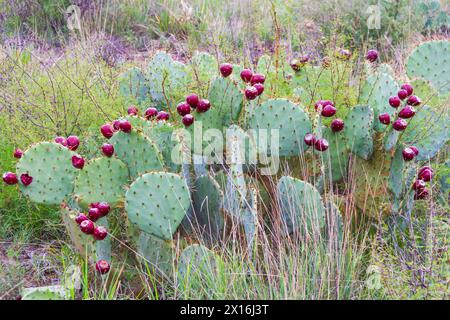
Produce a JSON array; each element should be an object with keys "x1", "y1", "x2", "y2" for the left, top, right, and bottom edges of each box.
[
  {"x1": 412, "y1": 166, "x2": 433, "y2": 200},
  {"x1": 2, "y1": 171, "x2": 32, "y2": 186},
  {"x1": 303, "y1": 100, "x2": 343, "y2": 152},
  {"x1": 218, "y1": 62, "x2": 265, "y2": 100},
  {"x1": 176, "y1": 93, "x2": 211, "y2": 127},
  {"x1": 53, "y1": 135, "x2": 86, "y2": 170}
]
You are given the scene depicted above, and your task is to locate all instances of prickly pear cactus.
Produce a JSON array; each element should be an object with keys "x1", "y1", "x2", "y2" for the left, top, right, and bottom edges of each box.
[
  {"x1": 322, "y1": 127, "x2": 349, "y2": 183},
  {"x1": 406, "y1": 40, "x2": 450, "y2": 94},
  {"x1": 73, "y1": 157, "x2": 128, "y2": 208},
  {"x1": 125, "y1": 172, "x2": 190, "y2": 240},
  {"x1": 119, "y1": 67, "x2": 150, "y2": 106},
  {"x1": 21, "y1": 285, "x2": 67, "y2": 300},
  {"x1": 177, "y1": 244, "x2": 218, "y2": 280},
  {"x1": 137, "y1": 232, "x2": 174, "y2": 277},
  {"x1": 344, "y1": 105, "x2": 374, "y2": 160},
  {"x1": 16, "y1": 142, "x2": 78, "y2": 204},
  {"x1": 190, "y1": 51, "x2": 217, "y2": 85}
]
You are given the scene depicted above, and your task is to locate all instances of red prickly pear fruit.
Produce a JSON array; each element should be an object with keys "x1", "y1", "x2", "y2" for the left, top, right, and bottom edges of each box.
[
  {"x1": 397, "y1": 89, "x2": 408, "y2": 100},
  {"x1": 418, "y1": 167, "x2": 433, "y2": 182},
  {"x1": 95, "y1": 259, "x2": 110, "y2": 274},
  {"x1": 197, "y1": 99, "x2": 211, "y2": 113},
  {"x1": 314, "y1": 138, "x2": 329, "y2": 151},
  {"x1": 219, "y1": 63, "x2": 233, "y2": 77},
  {"x1": 393, "y1": 118, "x2": 408, "y2": 131},
  {"x1": 112, "y1": 120, "x2": 121, "y2": 131},
  {"x1": 321, "y1": 104, "x2": 337, "y2": 117},
  {"x1": 119, "y1": 119, "x2": 132, "y2": 133},
  {"x1": 176, "y1": 102, "x2": 191, "y2": 116},
  {"x1": 388, "y1": 96, "x2": 401, "y2": 108},
  {"x1": 97, "y1": 202, "x2": 111, "y2": 216},
  {"x1": 156, "y1": 111, "x2": 170, "y2": 121},
  {"x1": 331, "y1": 118, "x2": 345, "y2": 132},
  {"x1": 14, "y1": 148, "x2": 23, "y2": 159},
  {"x1": 3, "y1": 172, "x2": 18, "y2": 185},
  {"x1": 182, "y1": 114, "x2": 194, "y2": 127},
  {"x1": 290, "y1": 58, "x2": 302, "y2": 71},
  {"x1": 409, "y1": 146, "x2": 419, "y2": 156},
  {"x1": 80, "y1": 219, "x2": 95, "y2": 234},
  {"x1": 127, "y1": 105, "x2": 138, "y2": 116},
  {"x1": 93, "y1": 226, "x2": 108, "y2": 240},
  {"x1": 90, "y1": 202, "x2": 100, "y2": 209},
  {"x1": 186, "y1": 94, "x2": 199, "y2": 108},
  {"x1": 401, "y1": 84, "x2": 413, "y2": 96},
  {"x1": 402, "y1": 147, "x2": 416, "y2": 161},
  {"x1": 412, "y1": 179, "x2": 426, "y2": 191},
  {"x1": 75, "y1": 213, "x2": 88, "y2": 225},
  {"x1": 72, "y1": 155, "x2": 85, "y2": 169},
  {"x1": 378, "y1": 113, "x2": 391, "y2": 125},
  {"x1": 406, "y1": 95, "x2": 421, "y2": 106},
  {"x1": 414, "y1": 188, "x2": 429, "y2": 200},
  {"x1": 314, "y1": 100, "x2": 333, "y2": 111},
  {"x1": 144, "y1": 107, "x2": 158, "y2": 119},
  {"x1": 240, "y1": 69, "x2": 253, "y2": 82},
  {"x1": 304, "y1": 133, "x2": 316, "y2": 146},
  {"x1": 253, "y1": 83, "x2": 264, "y2": 96},
  {"x1": 250, "y1": 73, "x2": 265, "y2": 85},
  {"x1": 398, "y1": 105, "x2": 416, "y2": 119},
  {"x1": 366, "y1": 49, "x2": 378, "y2": 62},
  {"x1": 55, "y1": 136, "x2": 68, "y2": 146},
  {"x1": 67, "y1": 136, "x2": 80, "y2": 151},
  {"x1": 100, "y1": 124, "x2": 114, "y2": 139},
  {"x1": 244, "y1": 86, "x2": 259, "y2": 100},
  {"x1": 101, "y1": 143, "x2": 114, "y2": 157},
  {"x1": 20, "y1": 173, "x2": 33, "y2": 186}
]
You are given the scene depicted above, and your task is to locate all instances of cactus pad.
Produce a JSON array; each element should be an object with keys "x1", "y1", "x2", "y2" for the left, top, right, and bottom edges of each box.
[
  {"x1": 322, "y1": 127, "x2": 349, "y2": 183},
  {"x1": 177, "y1": 244, "x2": 218, "y2": 280},
  {"x1": 119, "y1": 67, "x2": 150, "y2": 106},
  {"x1": 344, "y1": 105, "x2": 374, "y2": 160},
  {"x1": 21, "y1": 285, "x2": 67, "y2": 300},
  {"x1": 190, "y1": 51, "x2": 217, "y2": 85},
  {"x1": 16, "y1": 142, "x2": 78, "y2": 204},
  {"x1": 125, "y1": 172, "x2": 190, "y2": 240},
  {"x1": 138, "y1": 232, "x2": 174, "y2": 277}
]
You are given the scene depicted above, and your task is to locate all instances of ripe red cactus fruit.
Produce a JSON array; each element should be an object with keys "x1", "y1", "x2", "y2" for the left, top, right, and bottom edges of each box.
[
  {"x1": 55, "y1": 136, "x2": 68, "y2": 146},
  {"x1": 400, "y1": 83, "x2": 414, "y2": 96},
  {"x1": 409, "y1": 146, "x2": 419, "y2": 156},
  {"x1": 95, "y1": 259, "x2": 110, "y2": 274},
  {"x1": 176, "y1": 102, "x2": 191, "y2": 116},
  {"x1": 406, "y1": 95, "x2": 421, "y2": 106},
  {"x1": 304, "y1": 133, "x2": 316, "y2": 146},
  {"x1": 90, "y1": 202, "x2": 100, "y2": 209},
  {"x1": 97, "y1": 202, "x2": 111, "y2": 216},
  {"x1": 250, "y1": 73, "x2": 265, "y2": 85},
  {"x1": 244, "y1": 86, "x2": 259, "y2": 100},
  {"x1": 20, "y1": 173, "x2": 33, "y2": 186},
  {"x1": 402, "y1": 147, "x2": 416, "y2": 161},
  {"x1": 378, "y1": 113, "x2": 391, "y2": 125},
  {"x1": 101, "y1": 143, "x2": 114, "y2": 157},
  {"x1": 197, "y1": 99, "x2": 211, "y2": 113},
  {"x1": 3, "y1": 172, "x2": 18, "y2": 185},
  {"x1": 397, "y1": 89, "x2": 409, "y2": 100},
  {"x1": 366, "y1": 49, "x2": 378, "y2": 62},
  {"x1": 314, "y1": 100, "x2": 333, "y2": 111},
  {"x1": 100, "y1": 124, "x2": 115, "y2": 139},
  {"x1": 72, "y1": 155, "x2": 85, "y2": 169},
  {"x1": 219, "y1": 63, "x2": 233, "y2": 77},
  {"x1": 66, "y1": 136, "x2": 80, "y2": 151},
  {"x1": 321, "y1": 104, "x2": 337, "y2": 117},
  {"x1": 88, "y1": 207, "x2": 102, "y2": 221},
  {"x1": 93, "y1": 226, "x2": 108, "y2": 240},
  {"x1": 414, "y1": 188, "x2": 429, "y2": 200},
  {"x1": 144, "y1": 107, "x2": 158, "y2": 120},
  {"x1": 290, "y1": 58, "x2": 302, "y2": 71},
  {"x1": 119, "y1": 119, "x2": 132, "y2": 132},
  {"x1": 156, "y1": 111, "x2": 170, "y2": 121},
  {"x1": 314, "y1": 138, "x2": 329, "y2": 151},
  {"x1": 412, "y1": 179, "x2": 426, "y2": 191},
  {"x1": 186, "y1": 94, "x2": 199, "y2": 108},
  {"x1": 388, "y1": 96, "x2": 401, "y2": 108},
  {"x1": 253, "y1": 83, "x2": 264, "y2": 96},
  {"x1": 240, "y1": 69, "x2": 253, "y2": 82},
  {"x1": 182, "y1": 114, "x2": 194, "y2": 127},
  {"x1": 75, "y1": 213, "x2": 88, "y2": 225},
  {"x1": 127, "y1": 105, "x2": 138, "y2": 116},
  {"x1": 418, "y1": 167, "x2": 433, "y2": 182},
  {"x1": 80, "y1": 219, "x2": 95, "y2": 234},
  {"x1": 398, "y1": 105, "x2": 416, "y2": 119},
  {"x1": 393, "y1": 118, "x2": 408, "y2": 131},
  {"x1": 331, "y1": 119, "x2": 345, "y2": 132},
  {"x1": 112, "y1": 120, "x2": 121, "y2": 131},
  {"x1": 14, "y1": 148, "x2": 23, "y2": 159}
]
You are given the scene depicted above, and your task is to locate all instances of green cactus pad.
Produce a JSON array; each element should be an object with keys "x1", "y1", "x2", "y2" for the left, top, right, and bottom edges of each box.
[
  {"x1": 344, "y1": 105, "x2": 374, "y2": 160},
  {"x1": 360, "y1": 73, "x2": 398, "y2": 132},
  {"x1": 399, "y1": 105, "x2": 449, "y2": 161},
  {"x1": 73, "y1": 157, "x2": 128, "y2": 208},
  {"x1": 388, "y1": 146, "x2": 405, "y2": 201},
  {"x1": 21, "y1": 285, "x2": 67, "y2": 300},
  {"x1": 322, "y1": 127, "x2": 349, "y2": 183},
  {"x1": 125, "y1": 172, "x2": 190, "y2": 240},
  {"x1": 16, "y1": 142, "x2": 78, "y2": 204},
  {"x1": 277, "y1": 176, "x2": 325, "y2": 235},
  {"x1": 406, "y1": 40, "x2": 450, "y2": 94},
  {"x1": 119, "y1": 67, "x2": 150, "y2": 106},
  {"x1": 247, "y1": 99, "x2": 312, "y2": 157},
  {"x1": 178, "y1": 244, "x2": 218, "y2": 280},
  {"x1": 109, "y1": 131, "x2": 164, "y2": 179},
  {"x1": 190, "y1": 51, "x2": 217, "y2": 85},
  {"x1": 138, "y1": 232, "x2": 174, "y2": 277},
  {"x1": 383, "y1": 129, "x2": 401, "y2": 152}
]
